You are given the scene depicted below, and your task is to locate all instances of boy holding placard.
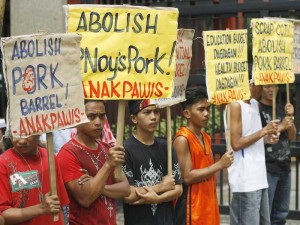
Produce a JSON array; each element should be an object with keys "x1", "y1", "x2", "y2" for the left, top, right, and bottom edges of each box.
[
  {"x1": 0, "y1": 134, "x2": 69, "y2": 225},
  {"x1": 57, "y1": 100, "x2": 130, "y2": 225},
  {"x1": 122, "y1": 99, "x2": 183, "y2": 225},
  {"x1": 227, "y1": 79, "x2": 280, "y2": 225},
  {"x1": 173, "y1": 86, "x2": 233, "y2": 225},
  {"x1": 259, "y1": 84, "x2": 296, "y2": 224}
]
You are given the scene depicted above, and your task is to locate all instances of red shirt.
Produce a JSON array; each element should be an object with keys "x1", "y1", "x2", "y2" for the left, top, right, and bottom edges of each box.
[
  {"x1": 57, "y1": 139, "x2": 116, "y2": 225},
  {"x1": 0, "y1": 147, "x2": 69, "y2": 225}
]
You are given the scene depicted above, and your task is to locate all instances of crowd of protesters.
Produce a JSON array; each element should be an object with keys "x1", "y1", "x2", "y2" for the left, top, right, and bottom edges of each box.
[{"x1": 0, "y1": 82, "x2": 296, "y2": 225}]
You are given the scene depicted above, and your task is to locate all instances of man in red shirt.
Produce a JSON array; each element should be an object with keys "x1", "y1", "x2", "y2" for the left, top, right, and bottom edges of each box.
[
  {"x1": 0, "y1": 135, "x2": 69, "y2": 225},
  {"x1": 57, "y1": 100, "x2": 130, "y2": 225}
]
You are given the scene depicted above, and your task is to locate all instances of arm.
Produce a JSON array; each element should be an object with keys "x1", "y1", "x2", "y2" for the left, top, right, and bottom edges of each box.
[
  {"x1": 278, "y1": 116, "x2": 296, "y2": 142},
  {"x1": 102, "y1": 172, "x2": 130, "y2": 199},
  {"x1": 123, "y1": 175, "x2": 176, "y2": 204},
  {"x1": 230, "y1": 102, "x2": 278, "y2": 151},
  {"x1": 173, "y1": 135, "x2": 233, "y2": 185},
  {"x1": 2, "y1": 194, "x2": 60, "y2": 225},
  {"x1": 132, "y1": 184, "x2": 182, "y2": 205},
  {"x1": 64, "y1": 145, "x2": 125, "y2": 208}
]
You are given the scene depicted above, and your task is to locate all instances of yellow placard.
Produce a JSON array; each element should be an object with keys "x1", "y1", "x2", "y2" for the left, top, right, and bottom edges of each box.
[
  {"x1": 252, "y1": 18, "x2": 295, "y2": 84},
  {"x1": 203, "y1": 29, "x2": 250, "y2": 105},
  {"x1": 67, "y1": 5, "x2": 178, "y2": 99}
]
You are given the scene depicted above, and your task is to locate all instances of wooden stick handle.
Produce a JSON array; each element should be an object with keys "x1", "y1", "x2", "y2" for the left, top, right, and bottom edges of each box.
[
  {"x1": 46, "y1": 132, "x2": 59, "y2": 222},
  {"x1": 226, "y1": 104, "x2": 231, "y2": 152},
  {"x1": 166, "y1": 107, "x2": 172, "y2": 176},
  {"x1": 286, "y1": 83, "x2": 290, "y2": 104},
  {"x1": 114, "y1": 100, "x2": 126, "y2": 178},
  {"x1": 272, "y1": 88, "x2": 276, "y2": 120}
]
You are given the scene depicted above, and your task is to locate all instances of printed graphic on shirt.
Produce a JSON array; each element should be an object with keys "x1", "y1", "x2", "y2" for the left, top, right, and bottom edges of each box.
[
  {"x1": 135, "y1": 159, "x2": 163, "y2": 215},
  {"x1": 122, "y1": 165, "x2": 133, "y2": 178},
  {"x1": 9, "y1": 170, "x2": 41, "y2": 192},
  {"x1": 173, "y1": 162, "x2": 182, "y2": 180}
]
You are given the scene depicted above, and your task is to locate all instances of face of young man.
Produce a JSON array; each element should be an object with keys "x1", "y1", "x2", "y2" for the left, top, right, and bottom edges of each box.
[
  {"x1": 77, "y1": 101, "x2": 106, "y2": 139},
  {"x1": 131, "y1": 105, "x2": 160, "y2": 134},
  {"x1": 261, "y1": 84, "x2": 278, "y2": 102},
  {"x1": 250, "y1": 83, "x2": 262, "y2": 101},
  {"x1": 184, "y1": 99, "x2": 210, "y2": 129},
  {"x1": 12, "y1": 135, "x2": 40, "y2": 156}
]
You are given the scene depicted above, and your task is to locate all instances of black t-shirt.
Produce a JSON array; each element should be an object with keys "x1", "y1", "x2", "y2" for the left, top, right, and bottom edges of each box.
[
  {"x1": 259, "y1": 102, "x2": 291, "y2": 174},
  {"x1": 122, "y1": 136, "x2": 182, "y2": 225}
]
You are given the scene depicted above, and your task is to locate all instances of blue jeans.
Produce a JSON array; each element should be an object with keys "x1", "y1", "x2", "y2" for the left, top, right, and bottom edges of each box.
[
  {"x1": 267, "y1": 171, "x2": 291, "y2": 225},
  {"x1": 230, "y1": 189, "x2": 270, "y2": 225}
]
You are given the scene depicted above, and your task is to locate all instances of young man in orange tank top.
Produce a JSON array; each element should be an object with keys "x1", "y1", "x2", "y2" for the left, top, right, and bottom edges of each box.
[{"x1": 173, "y1": 86, "x2": 233, "y2": 225}]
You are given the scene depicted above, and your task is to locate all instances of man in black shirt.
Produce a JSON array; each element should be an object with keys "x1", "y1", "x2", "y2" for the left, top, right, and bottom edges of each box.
[
  {"x1": 122, "y1": 99, "x2": 183, "y2": 225},
  {"x1": 260, "y1": 84, "x2": 296, "y2": 225}
]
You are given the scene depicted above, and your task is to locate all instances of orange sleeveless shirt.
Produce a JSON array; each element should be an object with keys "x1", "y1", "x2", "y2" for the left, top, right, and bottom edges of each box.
[{"x1": 174, "y1": 127, "x2": 220, "y2": 225}]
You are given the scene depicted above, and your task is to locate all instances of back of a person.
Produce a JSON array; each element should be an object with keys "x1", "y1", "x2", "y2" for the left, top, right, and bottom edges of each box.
[{"x1": 228, "y1": 100, "x2": 268, "y2": 193}]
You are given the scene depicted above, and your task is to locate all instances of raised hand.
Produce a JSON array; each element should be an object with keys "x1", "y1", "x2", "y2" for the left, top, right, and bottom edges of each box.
[
  {"x1": 285, "y1": 103, "x2": 294, "y2": 116},
  {"x1": 160, "y1": 175, "x2": 175, "y2": 192},
  {"x1": 219, "y1": 151, "x2": 234, "y2": 169},
  {"x1": 263, "y1": 119, "x2": 279, "y2": 136},
  {"x1": 40, "y1": 193, "x2": 61, "y2": 215},
  {"x1": 106, "y1": 145, "x2": 125, "y2": 168}
]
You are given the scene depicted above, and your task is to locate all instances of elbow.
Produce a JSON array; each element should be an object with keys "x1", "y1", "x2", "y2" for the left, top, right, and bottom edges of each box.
[
  {"x1": 122, "y1": 187, "x2": 136, "y2": 204},
  {"x1": 182, "y1": 176, "x2": 193, "y2": 186},
  {"x1": 123, "y1": 194, "x2": 135, "y2": 204},
  {"x1": 231, "y1": 142, "x2": 241, "y2": 152},
  {"x1": 176, "y1": 185, "x2": 183, "y2": 198},
  {"x1": 124, "y1": 186, "x2": 131, "y2": 197}
]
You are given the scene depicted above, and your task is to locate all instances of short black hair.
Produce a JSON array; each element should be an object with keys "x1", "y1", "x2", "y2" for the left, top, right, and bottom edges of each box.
[
  {"x1": 84, "y1": 99, "x2": 106, "y2": 105},
  {"x1": 181, "y1": 86, "x2": 208, "y2": 110}
]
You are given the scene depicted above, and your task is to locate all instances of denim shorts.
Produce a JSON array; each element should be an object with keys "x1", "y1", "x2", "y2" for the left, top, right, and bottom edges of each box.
[{"x1": 230, "y1": 188, "x2": 270, "y2": 225}]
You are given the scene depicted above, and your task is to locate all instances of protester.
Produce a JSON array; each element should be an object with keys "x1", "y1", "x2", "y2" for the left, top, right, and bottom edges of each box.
[
  {"x1": 225, "y1": 79, "x2": 280, "y2": 225},
  {"x1": 57, "y1": 99, "x2": 130, "y2": 225},
  {"x1": 122, "y1": 99, "x2": 183, "y2": 225},
  {"x1": 0, "y1": 134, "x2": 69, "y2": 225},
  {"x1": 259, "y1": 84, "x2": 296, "y2": 224},
  {"x1": 173, "y1": 86, "x2": 233, "y2": 225}
]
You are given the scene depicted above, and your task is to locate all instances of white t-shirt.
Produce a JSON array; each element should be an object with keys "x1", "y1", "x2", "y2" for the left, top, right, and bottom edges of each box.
[{"x1": 225, "y1": 99, "x2": 268, "y2": 192}]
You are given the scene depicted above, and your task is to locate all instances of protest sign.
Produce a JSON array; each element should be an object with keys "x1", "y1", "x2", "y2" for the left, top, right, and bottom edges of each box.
[
  {"x1": 293, "y1": 20, "x2": 300, "y2": 73},
  {"x1": 203, "y1": 29, "x2": 250, "y2": 105},
  {"x1": 66, "y1": 4, "x2": 178, "y2": 99},
  {"x1": 1, "y1": 33, "x2": 88, "y2": 138},
  {"x1": 154, "y1": 29, "x2": 194, "y2": 108},
  {"x1": 251, "y1": 18, "x2": 295, "y2": 85}
]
